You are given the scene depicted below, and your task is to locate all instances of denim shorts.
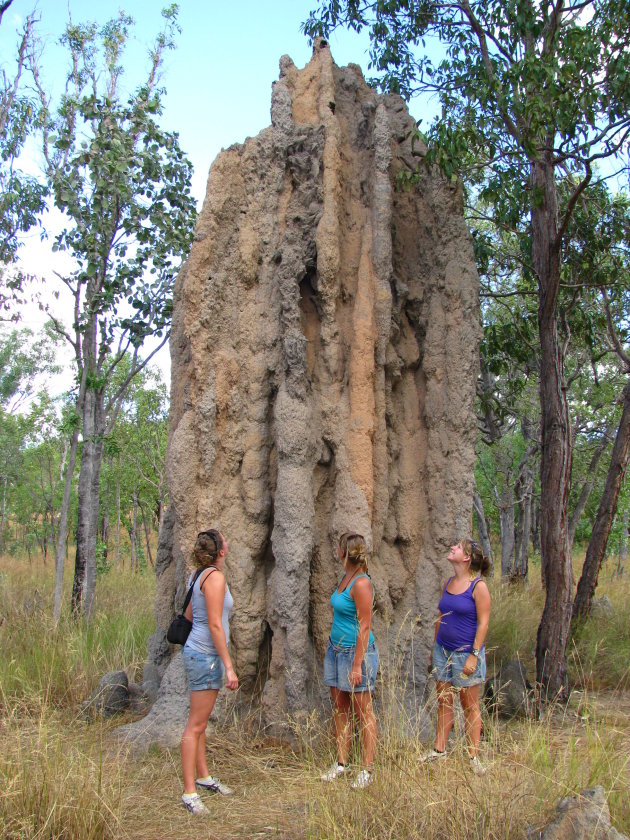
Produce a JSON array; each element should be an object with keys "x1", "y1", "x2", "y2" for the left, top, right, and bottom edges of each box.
[
  {"x1": 182, "y1": 645, "x2": 225, "y2": 691},
  {"x1": 431, "y1": 641, "x2": 486, "y2": 688},
  {"x1": 323, "y1": 639, "x2": 379, "y2": 693}
]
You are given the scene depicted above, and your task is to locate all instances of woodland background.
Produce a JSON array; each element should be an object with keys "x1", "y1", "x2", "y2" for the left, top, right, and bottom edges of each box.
[
  {"x1": 1, "y1": 0, "x2": 629, "y2": 695},
  {"x1": 1, "y1": 2, "x2": 630, "y2": 837}
]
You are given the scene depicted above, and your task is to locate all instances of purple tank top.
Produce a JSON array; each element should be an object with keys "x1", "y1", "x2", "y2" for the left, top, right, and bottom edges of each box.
[{"x1": 435, "y1": 577, "x2": 481, "y2": 652}]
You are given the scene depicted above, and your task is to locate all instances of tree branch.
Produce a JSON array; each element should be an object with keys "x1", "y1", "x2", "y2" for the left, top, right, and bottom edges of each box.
[
  {"x1": 555, "y1": 162, "x2": 592, "y2": 246},
  {"x1": 458, "y1": 0, "x2": 522, "y2": 144},
  {"x1": 602, "y1": 288, "x2": 630, "y2": 370}
]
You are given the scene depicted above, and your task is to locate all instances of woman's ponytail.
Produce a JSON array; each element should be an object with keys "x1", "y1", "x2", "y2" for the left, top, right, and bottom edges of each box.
[{"x1": 461, "y1": 537, "x2": 491, "y2": 576}]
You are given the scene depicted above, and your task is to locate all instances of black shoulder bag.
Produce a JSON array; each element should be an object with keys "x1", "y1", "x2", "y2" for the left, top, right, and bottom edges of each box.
[{"x1": 166, "y1": 569, "x2": 203, "y2": 645}]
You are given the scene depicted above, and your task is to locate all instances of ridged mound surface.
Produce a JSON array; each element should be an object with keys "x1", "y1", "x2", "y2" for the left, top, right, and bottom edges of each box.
[{"x1": 124, "y1": 39, "x2": 480, "y2": 746}]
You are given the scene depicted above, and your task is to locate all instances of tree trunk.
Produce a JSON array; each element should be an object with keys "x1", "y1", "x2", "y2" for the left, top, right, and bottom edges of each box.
[
  {"x1": 617, "y1": 503, "x2": 628, "y2": 577},
  {"x1": 0, "y1": 476, "x2": 7, "y2": 552},
  {"x1": 71, "y1": 388, "x2": 105, "y2": 619},
  {"x1": 129, "y1": 490, "x2": 138, "y2": 572},
  {"x1": 53, "y1": 426, "x2": 80, "y2": 623},
  {"x1": 513, "y1": 440, "x2": 536, "y2": 580},
  {"x1": 48, "y1": 502, "x2": 56, "y2": 549},
  {"x1": 572, "y1": 382, "x2": 630, "y2": 627},
  {"x1": 473, "y1": 488, "x2": 494, "y2": 571},
  {"x1": 499, "y1": 482, "x2": 515, "y2": 577},
  {"x1": 99, "y1": 513, "x2": 109, "y2": 568},
  {"x1": 568, "y1": 426, "x2": 612, "y2": 549},
  {"x1": 532, "y1": 501, "x2": 540, "y2": 555},
  {"x1": 514, "y1": 466, "x2": 534, "y2": 579},
  {"x1": 139, "y1": 500, "x2": 155, "y2": 569},
  {"x1": 532, "y1": 153, "x2": 573, "y2": 701},
  {"x1": 115, "y1": 469, "x2": 121, "y2": 570},
  {"x1": 45, "y1": 455, "x2": 57, "y2": 551},
  {"x1": 157, "y1": 494, "x2": 165, "y2": 534}
]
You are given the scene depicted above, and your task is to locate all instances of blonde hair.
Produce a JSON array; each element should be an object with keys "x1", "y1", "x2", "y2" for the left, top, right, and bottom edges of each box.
[
  {"x1": 190, "y1": 529, "x2": 223, "y2": 570},
  {"x1": 339, "y1": 532, "x2": 368, "y2": 571},
  {"x1": 459, "y1": 537, "x2": 491, "y2": 576}
]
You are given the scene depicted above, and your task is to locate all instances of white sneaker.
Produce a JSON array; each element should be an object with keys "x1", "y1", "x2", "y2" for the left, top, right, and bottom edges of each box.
[
  {"x1": 181, "y1": 793, "x2": 206, "y2": 815},
  {"x1": 418, "y1": 748, "x2": 447, "y2": 764},
  {"x1": 351, "y1": 769, "x2": 373, "y2": 789},
  {"x1": 320, "y1": 763, "x2": 351, "y2": 782},
  {"x1": 196, "y1": 776, "x2": 234, "y2": 795},
  {"x1": 470, "y1": 756, "x2": 487, "y2": 776}
]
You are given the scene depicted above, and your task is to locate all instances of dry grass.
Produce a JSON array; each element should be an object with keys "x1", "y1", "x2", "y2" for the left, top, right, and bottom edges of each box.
[
  {"x1": 3, "y1": 694, "x2": 627, "y2": 840},
  {"x1": 1, "y1": 552, "x2": 629, "y2": 839}
]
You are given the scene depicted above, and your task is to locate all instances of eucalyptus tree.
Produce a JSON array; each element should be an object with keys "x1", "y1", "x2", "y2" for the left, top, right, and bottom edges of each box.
[
  {"x1": 0, "y1": 1, "x2": 47, "y2": 314},
  {"x1": 572, "y1": 354, "x2": 630, "y2": 626},
  {"x1": 0, "y1": 325, "x2": 60, "y2": 549},
  {"x1": 8, "y1": 392, "x2": 67, "y2": 561},
  {"x1": 34, "y1": 7, "x2": 196, "y2": 619},
  {"x1": 304, "y1": 0, "x2": 630, "y2": 698},
  {"x1": 100, "y1": 361, "x2": 168, "y2": 570},
  {"x1": 616, "y1": 498, "x2": 629, "y2": 577},
  {"x1": 477, "y1": 185, "x2": 629, "y2": 585},
  {"x1": 571, "y1": 216, "x2": 630, "y2": 625},
  {"x1": 475, "y1": 213, "x2": 541, "y2": 576}
]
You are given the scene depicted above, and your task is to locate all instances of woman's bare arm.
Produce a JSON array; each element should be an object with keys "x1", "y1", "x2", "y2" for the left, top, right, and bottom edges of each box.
[
  {"x1": 350, "y1": 576, "x2": 373, "y2": 686},
  {"x1": 202, "y1": 571, "x2": 238, "y2": 690}
]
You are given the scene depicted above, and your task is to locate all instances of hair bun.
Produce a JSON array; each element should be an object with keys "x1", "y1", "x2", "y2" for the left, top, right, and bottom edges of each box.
[{"x1": 340, "y1": 532, "x2": 369, "y2": 569}]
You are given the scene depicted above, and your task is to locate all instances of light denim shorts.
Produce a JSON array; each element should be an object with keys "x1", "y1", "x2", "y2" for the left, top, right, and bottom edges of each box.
[
  {"x1": 182, "y1": 645, "x2": 225, "y2": 691},
  {"x1": 432, "y1": 641, "x2": 486, "y2": 688},
  {"x1": 323, "y1": 639, "x2": 379, "y2": 693}
]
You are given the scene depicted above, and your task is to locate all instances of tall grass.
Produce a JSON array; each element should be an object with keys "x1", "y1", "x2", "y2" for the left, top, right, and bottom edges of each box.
[
  {"x1": 488, "y1": 557, "x2": 630, "y2": 690},
  {"x1": 0, "y1": 700, "x2": 128, "y2": 840},
  {"x1": 0, "y1": 552, "x2": 628, "y2": 839},
  {"x1": 0, "y1": 558, "x2": 154, "y2": 710},
  {"x1": 0, "y1": 554, "x2": 155, "y2": 838}
]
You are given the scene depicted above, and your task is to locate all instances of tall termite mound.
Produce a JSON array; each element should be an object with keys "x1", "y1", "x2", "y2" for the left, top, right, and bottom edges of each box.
[{"x1": 122, "y1": 39, "x2": 479, "y2": 748}]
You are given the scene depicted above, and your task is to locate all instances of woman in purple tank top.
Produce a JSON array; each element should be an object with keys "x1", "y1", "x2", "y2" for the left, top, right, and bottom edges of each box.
[{"x1": 420, "y1": 538, "x2": 491, "y2": 775}]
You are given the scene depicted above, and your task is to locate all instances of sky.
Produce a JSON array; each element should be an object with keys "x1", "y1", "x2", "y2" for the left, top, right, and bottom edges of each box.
[
  {"x1": 4, "y1": 0, "x2": 392, "y2": 202},
  {"x1": 1, "y1": 0, "x2": 441, "y2": 390}
]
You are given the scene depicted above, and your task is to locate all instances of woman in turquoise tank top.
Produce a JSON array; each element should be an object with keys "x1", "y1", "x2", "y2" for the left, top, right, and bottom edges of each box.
[{"x1": 321, "y1": 532, "x2": 379, "y2": 790}]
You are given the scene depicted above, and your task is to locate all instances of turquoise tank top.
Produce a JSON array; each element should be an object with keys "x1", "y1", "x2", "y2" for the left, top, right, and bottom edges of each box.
[{"x1": 330, "y1": 574, "x2": 375, "y2": 647}]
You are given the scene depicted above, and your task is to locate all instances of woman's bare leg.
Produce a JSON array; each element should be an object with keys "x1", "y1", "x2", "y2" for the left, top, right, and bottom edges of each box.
[
  {"x1": 459, "y1": 684, "x2": 482, "y2": 757},
  {"x1": 196, "y1": 729, "x2": 209, "y2": 780},
  {"x1": 434, "y1": 681, "x2": 455, "y2": 752},
  {"x1": 330, "y1": 687, "x2": 352, "y2": 765},
  {"x1": 181, "y1": 689, "x2": 219, "y2": 793},
  {"x1": 351, "y1": 690, "x2": 377, "y2": 769}
]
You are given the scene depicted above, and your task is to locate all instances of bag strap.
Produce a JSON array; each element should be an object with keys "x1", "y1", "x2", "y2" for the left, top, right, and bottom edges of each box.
[
  {"x1": 181, "y1": 569, "x2": 204, "y2": 612},
  {"x1": 199, "y1": 565, "x2": 219, "y2": 593}
]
